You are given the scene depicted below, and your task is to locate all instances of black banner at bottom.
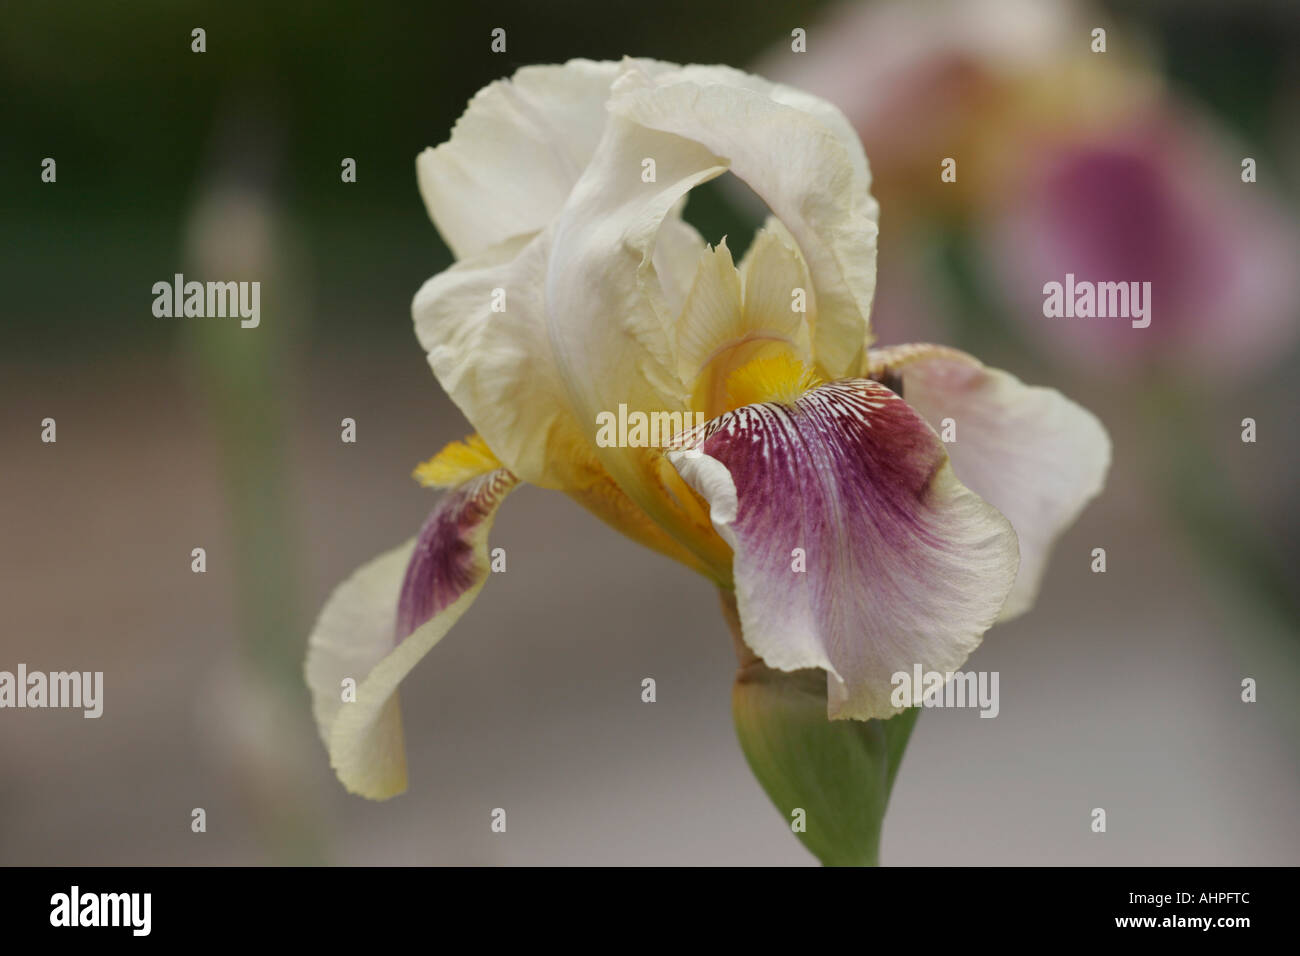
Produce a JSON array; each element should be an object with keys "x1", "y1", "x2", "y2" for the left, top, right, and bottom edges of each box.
[{"x1": 0, "y1": 866, "x2": 1277, "y2": 941}]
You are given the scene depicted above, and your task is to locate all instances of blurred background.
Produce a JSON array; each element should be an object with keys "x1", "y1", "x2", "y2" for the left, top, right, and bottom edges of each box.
[{"x1": 2, "y1": 0, "x2": 1297, "y2": 865}]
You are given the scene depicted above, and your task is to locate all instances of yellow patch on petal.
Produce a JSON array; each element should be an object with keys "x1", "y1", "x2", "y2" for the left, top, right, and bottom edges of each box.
[
  {"x1": 724, "y1": 351, "x2": 823, "y2": 410},
  {"x1": 560, "y1": 442, "x2": 730, "y2": 584},
  {"x1": 677, "y1": 222, "x2": 818, "y2": 421},
  {"x1": 413, "y1": 434, "x2": 503, "y2": 488}
]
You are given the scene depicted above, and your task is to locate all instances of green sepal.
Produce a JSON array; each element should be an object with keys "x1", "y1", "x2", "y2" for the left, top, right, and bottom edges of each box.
[{"x1": 733, "y1": 662, "x2": 919, "y2": 866}]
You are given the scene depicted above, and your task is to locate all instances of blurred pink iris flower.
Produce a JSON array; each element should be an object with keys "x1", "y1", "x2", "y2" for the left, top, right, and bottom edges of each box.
[
  {"x1": 988, "y1": 108, "x2": 1300, "y2": 378},
  {"x1": 759, "y1": 0, "x2": 1300, "y2": 380}
]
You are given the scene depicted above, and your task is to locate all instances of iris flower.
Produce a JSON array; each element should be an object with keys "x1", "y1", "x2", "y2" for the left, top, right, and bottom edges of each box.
[{"x1": 305, "y1": 60, "x2": 1109, "y2": 835}]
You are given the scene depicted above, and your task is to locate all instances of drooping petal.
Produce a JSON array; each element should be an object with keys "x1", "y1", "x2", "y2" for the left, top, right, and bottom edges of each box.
[
  {"x1": 866, "y1": 344, "x2": 1110, "y2": 618},
  {"x1": 607, "y1": 62, "x2": 880, "y2": 376},
  {"x1": 666, "y1": 379, "x2": 1019, "y2": 720},
  {"x1": 305, "y1": 468, "x2": 518, "y2": 799}
]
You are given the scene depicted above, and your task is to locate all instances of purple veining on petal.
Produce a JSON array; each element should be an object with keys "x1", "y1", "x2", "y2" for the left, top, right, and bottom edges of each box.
[
  {"x1": 395, "y1": 469, "x2": 518, "y2": 643},
  {"x1": 685, "y1": 381, "x2": 945, "y2": 549},
  {"x1": 669, "y1": 378, "x2": 1018, "y2": 719}
]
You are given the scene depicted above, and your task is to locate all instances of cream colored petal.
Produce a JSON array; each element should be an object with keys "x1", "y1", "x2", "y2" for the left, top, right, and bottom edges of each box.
[
  {"x1": 653, "y1": 199, "x2": 708, "y2": 318},
  {"x1": 413, "y1": 60, "x2": 711, "y2": 497},
  {"x1": 673, "y1": 223, "x2": 818, "y2": 419},
  {"x1": 868, "y1": 344, "x2": 1111, "y2": 619},
  {"x1": 672, "y1": 63, "x2": 875, "y2": 190},
  {"x1": 305, "y1": 543, "x2": 413, "y2": 796},
  {"x1": 417, "y1": 58, "x2": 704, "y2": 261},
  {"x1": 608, "y1": 62, "x2": 879, "y2": 376},
  {"x1": 416, "y1": 59, "x2": 624, "y2": 260},
  {"x1": 738, "y1": 217, "x2": 815, "y2": 358},
  {"x1": 546, "y1": 107, "x2": 733, "y2": 573},
  {"x1": 674, "y1": 238, "x2": 745, "y2": 383},
  {"x1": 413, "y1": 232, "x2": 591, "y2": 491}
]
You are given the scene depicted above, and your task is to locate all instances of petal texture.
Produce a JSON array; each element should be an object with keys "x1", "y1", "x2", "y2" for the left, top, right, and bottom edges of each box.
[
  {"x1": 667, "y1": 379, "x2": 1018, "y2": 720},
  {"x1": 417, "y1": 59, "x2": 624, "y2": 260},
  {"x1": 737, "y1": 217, "x2": 815, "y2": 356}
]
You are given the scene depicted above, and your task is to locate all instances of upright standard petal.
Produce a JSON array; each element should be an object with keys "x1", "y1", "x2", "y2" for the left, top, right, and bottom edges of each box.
[
  {"x1": 736, "y1": 217, "x2": 815, "y2": 358},
  {"x1": 674, "y1": 238, "x2": 746, "y2": 387},
  {"x1": 867, "y1": 344, "x2": 1110, "y2": 618},
  {"x1": 416, "y1": 59, "x2": 625, "y2": 260},
  {"x1": 305, "y1": 467, "x2": 518, "y2": 799},
  {"x1": 608, "y1": 62, "x2": 880, "y2": 376},
  {"x1": 652, "y1": 199, "x2": 709, "y2": 318},
  {"x1": 675, "y1": 222, "x2": 818, "y2": 420},
  {"x1": 667, "y1": 378, "x2": 1019, "y2": 720}
]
